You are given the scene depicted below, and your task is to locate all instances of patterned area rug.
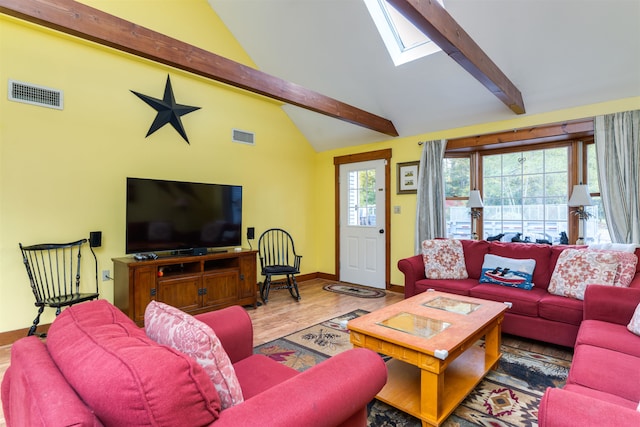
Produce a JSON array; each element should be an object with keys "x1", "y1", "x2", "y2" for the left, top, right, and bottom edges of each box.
[
  {"x1": 254, "y1": 310, "x2": 572, "y2": 426},
  {"x1": 323, "y1": 283, "x2": 386, "y2": 298}
]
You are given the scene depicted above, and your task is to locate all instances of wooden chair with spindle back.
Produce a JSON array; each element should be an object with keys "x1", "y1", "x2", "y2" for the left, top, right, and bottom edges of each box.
[
  {"x1": 19, "y1": 239, "x2": 99, "y2": 336},
  {"x1": 257, "y1": 228, "x2": 302, "y2": 304}
]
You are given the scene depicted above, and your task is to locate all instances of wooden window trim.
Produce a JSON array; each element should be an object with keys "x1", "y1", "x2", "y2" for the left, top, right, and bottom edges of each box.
[{"x1": 446, "y1": 118, "x2": 593, "y2": 153}]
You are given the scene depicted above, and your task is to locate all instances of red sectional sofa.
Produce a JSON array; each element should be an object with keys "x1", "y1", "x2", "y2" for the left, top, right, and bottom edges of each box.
[
  {"x1": 398, "y1": 240, "x2": 640, "y2": 347},
  {"x1": 538, "y1": 285, "x2": 640, "y2": 426},
  {"x1": 1, "y1": 300, "x2": 387, "y2": 427}
]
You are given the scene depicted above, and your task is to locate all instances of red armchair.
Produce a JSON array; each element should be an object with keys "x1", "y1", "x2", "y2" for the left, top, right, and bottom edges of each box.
[{"x1": 2, "y1": 302, "x2": 387, "y2": 427}]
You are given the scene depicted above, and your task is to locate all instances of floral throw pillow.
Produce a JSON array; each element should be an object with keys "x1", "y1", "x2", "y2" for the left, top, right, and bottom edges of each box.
[
  {"x1": 145, "y1": 301, "x2": 244, "y2": 409},
  {"x1": 590, "y1": 250, "x2": 638, "y2": 287},
  {"x1": 422, "y1": 239, "x2": 468, "y2": 280},
  {"x1": 548, "y1": 249, "x2": 619, "y2": 300},
  {"x1": 479, "y1": 254, "x2": 536, "y2": 290},
  {"x1": 628, "y1": 303, "x2": 640, "y2": 336}
]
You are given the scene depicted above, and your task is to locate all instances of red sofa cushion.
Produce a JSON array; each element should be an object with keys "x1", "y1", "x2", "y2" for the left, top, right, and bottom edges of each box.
[
  {"x1": 470, "y1": 284, "x2": 545, "y2": 317},
  {"x1": 1, "y1": 337, "x2": 101, "y2": 427},
  {"x1": 540, "y1": 386, "x2": 640, "y2": 427},
  {"x1": 538, "y1": 294, "x2": 584, "y2": 326},
  {"x1": 233, "y1": 354, "x2": 298, "y2": 399},
  {"x1": 47, "y1": 300, "x2": 221, "y2": 426},
  {"x1": 489, "y1": 242, "x2": 553, "y2": 289},
  {"x1": 576, "y1": 319, "x2": 640, "y2": 358},
  {"x1": 568, "y1": 344, "x2": 640, "y2": 403},
  {"x1": 460, "y1": 239, "x2": 490, "y2": 279},
  {"x1": 563, "y1": 384, "x2": 639, "y2": 409},
  {"x1": 414, "y1": 277, "x2": 477, "y2": 296}
]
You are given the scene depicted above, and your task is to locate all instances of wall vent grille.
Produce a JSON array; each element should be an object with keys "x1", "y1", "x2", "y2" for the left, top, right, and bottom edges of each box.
[
  {"x1": 232, "y1": 129, "x2": 255, "y2": 145},
  {"x1": 8, "y1": 80, "x2": 63, "y2": 110}
]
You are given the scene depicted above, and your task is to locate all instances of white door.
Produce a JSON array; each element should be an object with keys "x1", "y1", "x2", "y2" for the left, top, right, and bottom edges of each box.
[{"x1": 339, "y1": 160, "x2": 386, "y2": 288}]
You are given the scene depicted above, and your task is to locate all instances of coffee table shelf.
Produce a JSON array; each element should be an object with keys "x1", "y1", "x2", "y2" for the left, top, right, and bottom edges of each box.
[{"x1": 376, "y1": 345, "x2": 499, "y2": 425}]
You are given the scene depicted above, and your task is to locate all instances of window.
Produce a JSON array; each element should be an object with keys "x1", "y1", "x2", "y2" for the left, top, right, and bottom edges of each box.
[
  {"x1": 584, "y1": 142, "x2": 611, "y2": 243},
  {"x1": 444, "y1": 156, "x2": 471, "y2": 238},
  {"x1": 481, "y1": 147, "x2": 569, "y2": 243},
  {"x1": 442, "y1": 121, "x2": 609, "y2": 243},
  {"x1": 347, "y1": 168, "x2": 377, "y2": 226}
]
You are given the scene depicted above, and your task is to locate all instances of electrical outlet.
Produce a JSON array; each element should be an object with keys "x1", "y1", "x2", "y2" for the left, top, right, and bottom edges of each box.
[{"x1": 102, "y1": 270, "x2": 111, "y2": 281}]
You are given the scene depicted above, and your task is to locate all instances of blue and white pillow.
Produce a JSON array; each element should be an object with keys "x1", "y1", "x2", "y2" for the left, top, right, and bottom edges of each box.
[{"x1": 479, "y1": 254, "x2": 536, "y2": 290}]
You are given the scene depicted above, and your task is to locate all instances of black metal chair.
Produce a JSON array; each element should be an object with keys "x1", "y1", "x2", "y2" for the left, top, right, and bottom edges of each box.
[
  {"x1": 19, "y1": 239, "x2": 99, "y2": 336},
  {"x1": 258, "y1": 228, "x2": 302, "y2": 304}
]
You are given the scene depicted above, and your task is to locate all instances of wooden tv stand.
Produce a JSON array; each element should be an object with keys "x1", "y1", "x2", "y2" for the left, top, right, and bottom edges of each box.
[{"x1": 112, "y1": 250, "x2": 258, "y2": 325}]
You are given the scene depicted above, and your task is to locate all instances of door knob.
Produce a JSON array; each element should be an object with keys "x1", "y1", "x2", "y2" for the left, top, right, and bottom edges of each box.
[{"x1": 379, "y1": 229, "x2": 384, "y2": 234}]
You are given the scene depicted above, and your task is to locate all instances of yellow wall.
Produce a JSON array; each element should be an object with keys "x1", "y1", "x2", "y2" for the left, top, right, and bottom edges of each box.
[
  {"x1": 1, "y1": 0, "x2": 638, "y2": 334},
  {"x1": 0, "y1": 1, "x2": 316, "y2": 333}
]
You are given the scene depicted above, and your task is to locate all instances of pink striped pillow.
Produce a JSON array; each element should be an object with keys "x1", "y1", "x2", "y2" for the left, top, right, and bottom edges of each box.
[
  {"x1": 145, "y1": 301, "x2": 244, "y2": 409},
  {"x1": 628, "y1": 303, "x2": 640, "y2": 336}
]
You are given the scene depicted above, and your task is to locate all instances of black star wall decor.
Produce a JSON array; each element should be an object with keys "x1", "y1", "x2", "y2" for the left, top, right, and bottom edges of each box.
[{"x1": 131, "y1": 75, "x2": 200, "y2": 144}]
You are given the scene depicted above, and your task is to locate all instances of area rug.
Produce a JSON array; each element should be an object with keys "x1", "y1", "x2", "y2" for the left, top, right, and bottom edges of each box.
[
  {"x1": 323, "y1": 283, "x2": 386, "y2": 298},
  {"x1": 254, "y1": 310, "x2": 572, "y2": 426}
]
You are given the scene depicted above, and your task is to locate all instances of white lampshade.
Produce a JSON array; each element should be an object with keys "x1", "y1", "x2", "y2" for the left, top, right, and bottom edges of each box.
[
  {"x1": 568, "y1": 184, "x2": 594, "y2": 207},
  {"x1": 467, "y1": 190, "x2": 484, "y2": 208}
]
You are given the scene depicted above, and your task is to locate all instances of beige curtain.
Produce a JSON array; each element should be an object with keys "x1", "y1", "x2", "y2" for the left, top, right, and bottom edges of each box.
[
  {"x1": 415, "y1": 139, "x2": 447, "y2": 254},
  {"x1": 594, "y1": 109, "x2": 640, "y2": 244}
]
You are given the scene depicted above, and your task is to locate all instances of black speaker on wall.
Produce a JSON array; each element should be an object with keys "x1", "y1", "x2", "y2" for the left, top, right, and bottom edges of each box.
[
  {"x1": 247, "y1": 227, "x2": 255, "y2": 240},
  {"x1": 89, "y1": 231, "x2": 102, "y2": 248}
]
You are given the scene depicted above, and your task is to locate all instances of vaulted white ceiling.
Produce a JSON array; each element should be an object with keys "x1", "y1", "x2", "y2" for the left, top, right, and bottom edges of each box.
[{"x1": 208, "y1": 0, "x2": 640, "y2": 151}]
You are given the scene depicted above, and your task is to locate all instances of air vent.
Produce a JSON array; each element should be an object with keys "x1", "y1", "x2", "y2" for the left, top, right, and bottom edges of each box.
[
  {"x1": 8, "y1": 80, "x2": 63, "y2": 110},
  {"x1": 232, "y1": 129, "x2": 255, "y2": 145}
]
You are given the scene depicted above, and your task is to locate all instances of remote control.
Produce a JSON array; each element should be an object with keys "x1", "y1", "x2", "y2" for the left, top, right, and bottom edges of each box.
[{"x1": 134, "y1": 253, "x2": 158, "y2": 261}]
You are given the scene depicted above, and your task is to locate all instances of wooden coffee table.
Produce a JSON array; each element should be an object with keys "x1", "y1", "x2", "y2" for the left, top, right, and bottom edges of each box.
[{"x1": 348, "y1": 290, "x2": 508, "y2": 427}]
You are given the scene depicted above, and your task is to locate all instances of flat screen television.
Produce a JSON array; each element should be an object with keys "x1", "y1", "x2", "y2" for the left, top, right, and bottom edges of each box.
[{"x1": 126, "y1": 177, "x2": 242, "y2": 254}]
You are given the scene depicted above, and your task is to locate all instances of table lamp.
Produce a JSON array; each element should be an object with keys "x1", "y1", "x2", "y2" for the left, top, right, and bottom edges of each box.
[
  {"x1": 468, "y1": 190, "x2": 484, "y2": 240},
  {"x1": 568, "y1": 184, "x2": 594, "y2": 245}
]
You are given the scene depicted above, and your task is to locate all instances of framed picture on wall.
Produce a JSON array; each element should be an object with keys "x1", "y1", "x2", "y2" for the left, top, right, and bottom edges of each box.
[{"x1": 397, "y1": 161, "x2": 419, "y2": 194}]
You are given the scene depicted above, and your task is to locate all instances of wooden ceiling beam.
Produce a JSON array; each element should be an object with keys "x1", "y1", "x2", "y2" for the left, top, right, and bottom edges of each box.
[
  {"x1": 0, "y1": 0, "x2": 399, "y2": 137},
  {"x1": 388, "y1": 0, "x2": 525, "y2": 115}
]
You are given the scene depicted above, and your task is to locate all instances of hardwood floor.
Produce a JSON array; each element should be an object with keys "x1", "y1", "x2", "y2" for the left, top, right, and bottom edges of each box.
[
  {"x1": 248, "y1": 278, "x2": 404, "y2": 345},
  {"x1": 0, "y1": 278, "x2": 572, "y2": 426}
]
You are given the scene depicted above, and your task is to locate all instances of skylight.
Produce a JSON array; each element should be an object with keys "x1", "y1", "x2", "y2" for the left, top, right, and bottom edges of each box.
[{"x1": 363, "y1": 0, "x2": 444, "y2": 66}]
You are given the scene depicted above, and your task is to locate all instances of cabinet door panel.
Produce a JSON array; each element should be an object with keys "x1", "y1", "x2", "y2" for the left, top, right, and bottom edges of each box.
[
  {"x1": 157, "y1": 275, "x2": 201, "y2": 313},
  {"x1": 203, "y1": 270, "x2": 239, "y2": 308},
  {"x1": 133, "y1": 266, "x2": 157, "y2": 324},
  {"x1": 238, "y1": 254, "x2": 258, "y2": 299}
]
